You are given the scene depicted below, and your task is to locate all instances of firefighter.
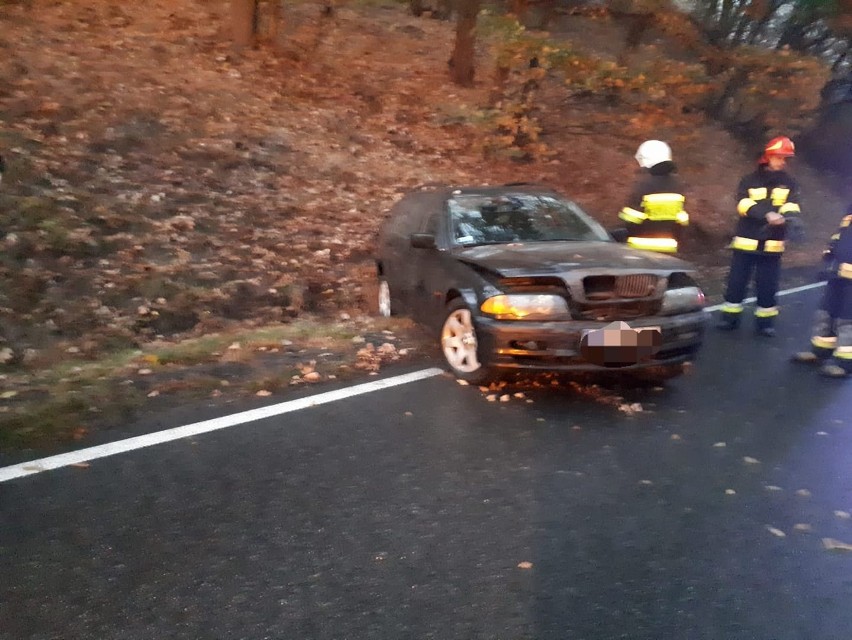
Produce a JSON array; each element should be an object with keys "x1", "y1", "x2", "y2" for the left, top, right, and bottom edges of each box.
[
  {"x1": 716, "y1": 136, "x2": 802, "y2": 337},
  {"x1": 618, "y1": 140, "x2": 689, "y2": 254},
  {"x1": 791, "y1": 208, "x2": 852, "y2": 377}
]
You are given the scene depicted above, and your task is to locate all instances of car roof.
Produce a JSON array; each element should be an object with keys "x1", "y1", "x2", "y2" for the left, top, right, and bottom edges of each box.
[{"x1": 405, "y1": 182, "x2": 564, "y2": 200}]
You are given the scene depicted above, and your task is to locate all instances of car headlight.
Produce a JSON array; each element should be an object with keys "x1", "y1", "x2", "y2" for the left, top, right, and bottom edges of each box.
[
  {"x1": 480, "y1": 294, "x2": 570, "y2": 320},
  {"x1": 660, "y1": 286, "x2": 705, "y2": 314}
]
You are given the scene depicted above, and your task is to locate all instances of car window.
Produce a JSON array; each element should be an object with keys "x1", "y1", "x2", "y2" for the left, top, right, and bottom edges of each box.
[{"x1": 448, "y1": 194, "x2": 611, "y2": 246}]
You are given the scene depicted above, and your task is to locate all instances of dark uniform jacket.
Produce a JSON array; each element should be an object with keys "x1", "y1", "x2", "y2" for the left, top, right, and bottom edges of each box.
[
  {"x1": 618, "y1": 163, "x2": 688, "y2": 253},
  {"x1": 732, "y1": 166, "x2": 801, "y2": 254},
  {"x1": 821, "y1": 213, "x2": 852, "y2": 319}
]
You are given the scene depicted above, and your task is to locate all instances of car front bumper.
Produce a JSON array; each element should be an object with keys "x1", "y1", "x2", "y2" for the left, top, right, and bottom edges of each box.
[{"x1": 474, "y1": 309, "x2": 707, "y2": 373}]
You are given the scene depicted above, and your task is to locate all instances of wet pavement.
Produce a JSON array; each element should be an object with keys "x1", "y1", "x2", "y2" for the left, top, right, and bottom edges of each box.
[{"x1": 2, "y1": 288, "x2": 852, "y2": 639}]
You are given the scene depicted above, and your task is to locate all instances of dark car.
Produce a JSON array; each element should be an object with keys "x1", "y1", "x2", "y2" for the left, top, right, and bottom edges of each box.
[{"x1": 375, "y1": 183, "x2": 707, "y2": 384}]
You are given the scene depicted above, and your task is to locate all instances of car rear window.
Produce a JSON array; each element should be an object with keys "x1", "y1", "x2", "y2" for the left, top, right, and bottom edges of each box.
[{"x1": 448, "y1": 194, "x2": 611, "y2": 246}]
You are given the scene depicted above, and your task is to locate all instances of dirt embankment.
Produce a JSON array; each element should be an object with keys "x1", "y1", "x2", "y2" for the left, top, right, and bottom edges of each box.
[{"x1": 0, "y1": 0, "x2": 845, "y2": 448}]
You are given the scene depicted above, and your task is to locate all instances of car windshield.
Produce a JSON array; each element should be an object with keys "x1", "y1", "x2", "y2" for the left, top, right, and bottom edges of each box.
[{"x1": 448, "y1": 193, "x2": 611, "y2": 246}]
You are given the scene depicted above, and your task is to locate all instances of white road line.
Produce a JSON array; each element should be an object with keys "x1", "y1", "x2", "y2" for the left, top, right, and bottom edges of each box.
[
  {"x1": 703, "y1": 281, "x2": 825, "y2": 312},
  {"x1": 0, "y1": 280, "x2": 829, "y2": 484},
  {"x1": 0, "y1": 367, "x2": 445, "y2": 484}
]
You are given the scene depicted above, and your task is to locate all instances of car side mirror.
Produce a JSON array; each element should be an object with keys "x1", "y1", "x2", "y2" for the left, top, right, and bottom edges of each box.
[
  {"x1": 410, "y1": 233, "x2": 437, "y2": 249},
  {"x1": 609, "y1": 228, "x2": 629, "y2": 243}
]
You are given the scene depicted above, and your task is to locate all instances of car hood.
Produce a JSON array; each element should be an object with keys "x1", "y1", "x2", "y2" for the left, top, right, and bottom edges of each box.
[{"x1": 451, "y1": 241, "x2": 688, "y2": 276}]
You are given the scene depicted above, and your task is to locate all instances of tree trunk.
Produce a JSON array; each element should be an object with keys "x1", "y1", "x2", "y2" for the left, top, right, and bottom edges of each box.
[
  {"x1": 267, "y1": 0, "x2": 283, "y2": 47},
  {"x1": 449, "y1": 0, "x2": 481, "y2": 86},
  {"x1": 232, "y1": 0, "x2": 258, "y2": 48}
]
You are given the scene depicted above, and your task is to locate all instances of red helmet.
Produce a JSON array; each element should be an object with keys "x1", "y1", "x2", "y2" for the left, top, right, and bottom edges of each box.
[{"x1": 760, "y1": 136, "x2": 795, "y2": 163}]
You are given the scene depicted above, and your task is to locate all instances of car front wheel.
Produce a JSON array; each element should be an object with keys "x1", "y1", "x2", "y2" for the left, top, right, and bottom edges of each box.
[{"x1": 440, "y1": 299, "x2": 494, "y2": 384}]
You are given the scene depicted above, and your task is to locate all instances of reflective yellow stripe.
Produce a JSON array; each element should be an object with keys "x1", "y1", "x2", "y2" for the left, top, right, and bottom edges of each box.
[
  {"x1": 643, "y1": 193, "x2": 685, "y2": 204},
  {"x1": 730, "y1": 236, "x2": 758, "y2": 251},
  {"x1": 834, "y1": 346, "x2": 852, "y2": 359},
  {"x1": 779, "y1": 202, "x2": 800, "y2": 214},
  {"x1": 812, "y1": 336, "x2": 837, "y2": 349},
  {"x1": 748, "y1": 188, "x2": 768, "y2": 200},
  {"x1": 755, "y1": 306, "x2": 779, "y2": 318},
  {"x1": 738, "y1": 198, "x2": 757, "y2": 215},
  {"x1": 627, "y1": 237, "x2": 678, "y2": 253},
  {"x1": 642, "y1": 193, "x2": 686, "y2": 221},
  {"x1": 839, "y1": 263, "x2": 852, "y2": 279},
  {"x1": 619, "y1": 207, "x2": 647, "y2": 223},
  {"x1": 721, "y1": 302, "x2": 744, "y2": 314},
  {"x1": 771, "y1": 188, "x2": 790, "y2": 206},
  {"x1": 764, "y1": 240, "x2": 785, "y2": 252}
]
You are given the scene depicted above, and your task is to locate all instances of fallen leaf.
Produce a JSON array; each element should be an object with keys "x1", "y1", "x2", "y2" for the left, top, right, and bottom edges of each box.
[
  {"x1": 456, "y1": 379, "x2": 469, "y2": 386},
  {"x1": 793, "y1": 523, "x2": 812, "y2": 532},
  {"x1": 795, "y1": 489, "x2": 812, "y2": 498},
  {"x1": 486, "y1": 394, "x2": 497, "y2": 402},
  {"x1": 725, "y1": 489, "x2": 736, "y2": 495},
  {"x1": 147, "y1": 390, "x2": 160, "y2": 398},
  {"x1": 0, "y1": 391, "x2": 17, "y2": 399},
  {"x1": 713, "y1": 441, "x2": 726, "y2": 448},
  {"x1": 499, "y1": 394, "x2": 511, "y2": 402},
  {"x1": 71, "y1": 462, "x2": 90, "y2": 469},
  {"x1": 766, "y1": 526, "x2": 786, "y2": 538},
  {"x1": 834, "y1": 510, "x2": 851, "y2": 519},
  {"x1": 256, "y1": 390, "x2": 272, "y2": 397},
  {"x1": 671, "y1": 434, "x2": 682, "y2": 441},
  {"x1": 764, "y1": 485, "x2": 783, "y2": 491},
  {"x1": 517, "y1": 561, "x2": 533, "y2": 569},
  {"x1": 743, "y1": 456, "x2": 760, "y2": 464}
]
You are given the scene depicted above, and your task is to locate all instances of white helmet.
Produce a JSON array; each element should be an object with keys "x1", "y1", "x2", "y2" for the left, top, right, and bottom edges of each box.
[{"x1": 635, "y1": 140, "x2": 672, "y2": 169}]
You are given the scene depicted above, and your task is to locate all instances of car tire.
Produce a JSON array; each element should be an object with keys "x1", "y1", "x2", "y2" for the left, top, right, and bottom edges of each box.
[
  {"x1": 440, "y1": 298, "x2": 494, "y2": 385},
  {"x1": 377, "y1": 278, "x2": 392, "y2": 318}
]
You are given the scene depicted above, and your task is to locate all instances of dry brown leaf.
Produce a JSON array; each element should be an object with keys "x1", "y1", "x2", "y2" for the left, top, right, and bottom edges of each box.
[
  {"x1": 823, "y1": 538, "x2": 852, "y2": 551},
  {"x1": 517, "y1": 561, "x2": 533, "y2": 569}
]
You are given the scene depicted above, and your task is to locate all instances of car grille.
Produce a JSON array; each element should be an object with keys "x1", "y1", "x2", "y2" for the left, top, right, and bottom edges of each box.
[
  {"x1": 574, "y1": 274, "x2": 662, "y2": 321},
  {"x1": 616, "y1": 274, "x2": 658, "y2": 298},
  {"x1": 573, "y1": 300, "x2": 659, "y2": 322},
  {"x1": 583, "y1": 274, "x2": 660, "y2": 300}
]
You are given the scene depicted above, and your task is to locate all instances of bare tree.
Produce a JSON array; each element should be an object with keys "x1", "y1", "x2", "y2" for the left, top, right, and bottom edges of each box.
[
  {"x1": 232, "y1": 0, "x2": 258, "y2": 48},
  {"x1": 449, "y1": 0, "x2": 481, "y2": 86}
]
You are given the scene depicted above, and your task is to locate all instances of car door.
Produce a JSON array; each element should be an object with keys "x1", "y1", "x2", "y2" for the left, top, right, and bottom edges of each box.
[
  {"x1": 380, "y1": 195, "x2": 424, "y2": 316},
  {"x1": 405, "y1": 200, "x2": 453, "y2": 328}
]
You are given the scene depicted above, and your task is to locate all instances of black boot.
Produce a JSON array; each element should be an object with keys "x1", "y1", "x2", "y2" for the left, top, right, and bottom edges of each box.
[
  {"x1": 755, "y1": 315, "x2": 775, "y2": 338},
  {"x1": 716, "y1": 313, "x2": 740, "y2": 331}
]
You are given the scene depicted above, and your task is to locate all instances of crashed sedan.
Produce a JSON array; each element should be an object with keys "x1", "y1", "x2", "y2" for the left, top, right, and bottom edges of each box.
[{"x1": 375, "y1": 184, "x2": 707, "y2": 384}]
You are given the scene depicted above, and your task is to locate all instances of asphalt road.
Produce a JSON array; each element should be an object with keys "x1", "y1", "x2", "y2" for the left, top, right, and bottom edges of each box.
[{"x1": 3, "y1": 288, "x2": 852, "y2": 640}]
